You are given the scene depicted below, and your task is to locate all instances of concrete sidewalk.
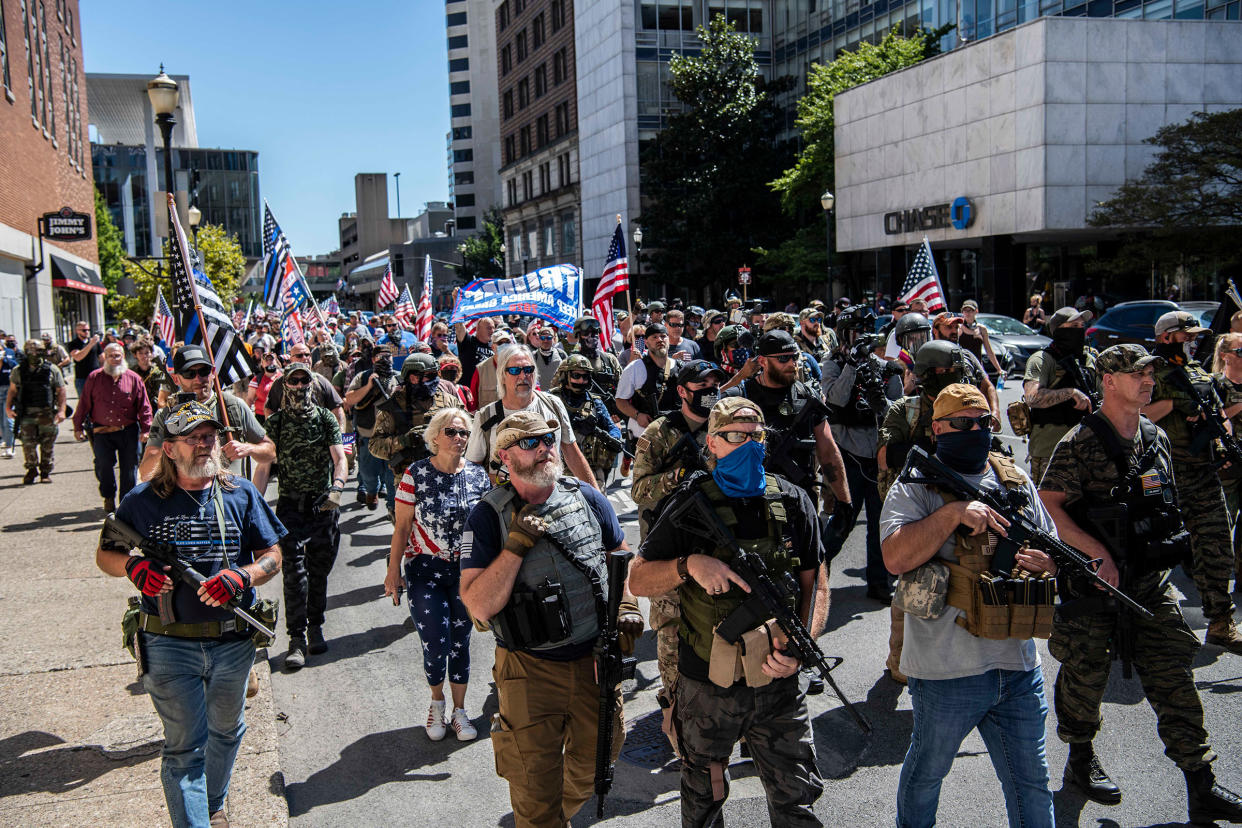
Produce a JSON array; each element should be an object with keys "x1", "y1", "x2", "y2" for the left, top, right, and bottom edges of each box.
[{"x1": 0, "y1": 429, "x2": 287, "y2": 827}]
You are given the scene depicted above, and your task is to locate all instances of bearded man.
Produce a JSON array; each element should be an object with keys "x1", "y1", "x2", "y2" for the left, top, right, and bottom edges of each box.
[{"x1": 74, "y1": 342, "x2": 152, "y2": 511}]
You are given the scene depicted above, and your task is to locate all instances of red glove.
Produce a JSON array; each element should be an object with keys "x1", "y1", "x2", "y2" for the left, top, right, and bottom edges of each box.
[
  {"x1": 201, "y1": 567, "x2": 251, "y2": 604},
  {"x1": 125, "y1": 557, "x2": 169, "y2": 597}
]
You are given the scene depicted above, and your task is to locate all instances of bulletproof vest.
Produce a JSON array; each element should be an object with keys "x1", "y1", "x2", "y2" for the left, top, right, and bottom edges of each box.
[
  {"x1": 796, "y1": 331, "x2": 827, "y2": 364},
  {"x1": 554, "y1": 389, "x2": 616, "y2": 469},
  {"x1": 678, "y1": 475, "x2": 797, "y2": 664},
  {"x1": 633, "y1": 354, "x2": 674, "y2": 418},
  {"x1": 746, "y1": 378, "x2": 820, "y2": 487},
  {"x1": 572, "y1": 346, "x2": 618, "y2": 393},
  {"x1": 18, "y1": 362, "x2": 55, "y2": 409},
  {"x1": 885, "y1": 395, "x2": 935, "y2": 474},
  {"x1": 377, "y1": 387, "x2": 453, "y2": 472},
  {"x1": 1030, "y1": 349, "x2": 1097, "y2": 427},
  {"x1": 482, "y1": 480, "x2": 608, "y2": 652}
]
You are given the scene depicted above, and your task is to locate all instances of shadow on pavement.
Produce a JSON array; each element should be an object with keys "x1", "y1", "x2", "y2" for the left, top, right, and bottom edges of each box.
[
  {"x1": 0, "y1": 731, "x2": 150, "y2": 797},
  {"x1": 344, "y1": 542, "x2": 394, "y2": 568},
  {"x1": 270, "y1": 623, "x2": 410, "y2": 671},
  {"x1": 328, "y1": 583, "x2": 387, "y2": 612},
  {"x1": 2, "y1": 507, "x2": 103, "y2": 533},
  {"x1": 819, "y1": 674, "x2": 911, "y2": 777}
]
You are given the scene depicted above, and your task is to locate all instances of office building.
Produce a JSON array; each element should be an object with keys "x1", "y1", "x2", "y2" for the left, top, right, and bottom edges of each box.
[
  {"x1": 339, "y1": 173, "x2": 414, "y2": 276},
  {"x1": 446, "y1": 0, "x2": 503, "y2": 234}
]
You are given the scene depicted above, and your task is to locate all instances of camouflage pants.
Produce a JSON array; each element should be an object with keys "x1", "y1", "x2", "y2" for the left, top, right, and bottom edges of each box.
[
  {"x1": 19, "y1": 410, "x2": 57, "y2": 473},
  {"x1": 675, "y1": 673, "x2": 823, "y2": 827},
  {"x1": 1049, "y1": 584, "x2": 1213, "y2": 771},
  {"x1": 1027, "y1": 455, "x2": 1049, "y2": 488},
  {"x1": 648, "y1": 591, "x2": 681, "y2": 700},
  {"x1": 1222, "y1": 476, "x2": 1242, "y2": 576},
  {"x1": 1173, "y1": 457, "x2": 1236, "y2": 620}
]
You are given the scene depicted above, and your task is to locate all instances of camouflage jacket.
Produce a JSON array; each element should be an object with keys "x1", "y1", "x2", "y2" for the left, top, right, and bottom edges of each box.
[
  {"x1": 266, "y1": 405, "x2": 343, "y2": 497},
  {"x1": 369, "y1": 385, "x2": 463, "y2": 471},
  {"x1": 632, "y1": 411, "x2": 708, "y2": 518}
]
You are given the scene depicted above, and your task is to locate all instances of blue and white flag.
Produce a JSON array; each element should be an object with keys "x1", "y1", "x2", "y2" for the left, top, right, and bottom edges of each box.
[{"x1": 449, "y1": 265, "x2": 583, "y2": 332}]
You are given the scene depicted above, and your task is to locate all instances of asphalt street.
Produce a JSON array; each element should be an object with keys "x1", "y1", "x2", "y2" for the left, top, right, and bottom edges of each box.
[{"x1": 270, "y1": 381, "x2": 1242, "y2": 828}]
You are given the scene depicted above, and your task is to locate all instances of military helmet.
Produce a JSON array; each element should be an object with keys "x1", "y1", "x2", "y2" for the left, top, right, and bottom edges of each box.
[
  {"x1": 573, "y1": 315, "x2": 602, "y2": 335},
  {"x1": 686, "y1": 305, "x2": 705, "y2": 320},
  {"x1": 647, "y1": 300, "x2": 666, "y2": 313},
  {"x1": 400, "y1": 352, "x2": 439, "y2": 379},
  {"x1": 724, "y1": 290, "x2": 742, "y2": 306},
  {"x1": 762, "y1": 312, "x2": 797, "y2": 333},
  {"x1": 24, "y1": 338, "x2": 45, "y2": 356},
  {"x1": 553, "y1": 353, "x2": 594, "y2": 388},
  {"x1": 913, "y1": 340, "x2": 967, "y2": 378},
  {"x1": 835, "y1": 304, "x2": 877, "y2": 344},
  {"x1": 714, "y1": 324, "x2": 755, "y2": 362},
  {"x1": 894, "y1": 312, "x2": 932, "y2": 357}
]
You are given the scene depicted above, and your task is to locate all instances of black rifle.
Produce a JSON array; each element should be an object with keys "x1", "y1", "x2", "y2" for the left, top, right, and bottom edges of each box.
[
  {"x1": 764, "y1": 393, "x2": 828, "y2": 494},
  {"x1": 102, "y1": 513, "x2": 277, "y2": 639},
  {"x1": 666, "y1": 491, "x2": 872, "y2": 733},
  {"x1": 1055, "y1": 354, "x2": 1101, "y2": 409},
  {"x1": 653, "y1": 430, "x2": 706, "y2": 478},
  {"x1": 594, "y1": 549, "x2": 636, "y2": 817},
  {"x1": 898, "y1": 447, "x2": 1153, "y2": 619},
  {"x1": 1166, "y1": 366, "x2": 1242, "y2": 469},
  {"x1": 571, "y1": 413, "x2": 631, "y2": 457}
]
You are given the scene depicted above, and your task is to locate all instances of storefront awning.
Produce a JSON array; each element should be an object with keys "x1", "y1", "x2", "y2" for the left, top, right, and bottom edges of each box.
[{"x1": 50, "y1": 254, "x2": 106, "y2": 295}]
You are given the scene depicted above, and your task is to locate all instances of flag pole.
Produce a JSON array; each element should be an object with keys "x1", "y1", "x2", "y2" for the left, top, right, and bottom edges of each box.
[
  {"x1": 617, "y1": 214, "x2": 633, "y2": 317},
  {"x1": 168, "y1": 194, "x2": 232, "y2": 430}
]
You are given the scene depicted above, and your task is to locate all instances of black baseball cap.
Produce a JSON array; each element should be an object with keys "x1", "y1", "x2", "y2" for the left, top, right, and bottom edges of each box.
[
  {"x1": 757, "y1": 330, "x2": 799, "y2": 356},
  {"x1": 676, "y1": 359, "x2": 727, "y2": 386},
  {"x1": 172, "y1": 345, "x2": 211, "y2": 372},
  {"x1": 644, "y1": 322, "x2": 669, "y2": 338}
]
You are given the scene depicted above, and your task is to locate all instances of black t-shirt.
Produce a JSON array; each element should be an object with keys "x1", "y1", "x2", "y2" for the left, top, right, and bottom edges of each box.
[
  {"x1": 639, "y1": 475, "x2": 822, "y2": 682},
  {"x1": 458, "y1": 335, "x2": 493, "y2": 388},
  {"x1": 68, "y1": 336, "x2": 100, "y2": 379}
]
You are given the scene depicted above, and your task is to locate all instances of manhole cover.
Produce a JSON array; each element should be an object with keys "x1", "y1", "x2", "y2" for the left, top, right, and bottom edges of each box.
[{"x1": 620, "y1": 709, "x2": 675, "y2": 769}]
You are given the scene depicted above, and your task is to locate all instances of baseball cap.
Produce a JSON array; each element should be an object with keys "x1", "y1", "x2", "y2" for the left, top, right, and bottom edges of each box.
[
  {"x1": 644, "y1": 322, "x2": 669, "y2": 338},
  {"x1": 164, "y1": 400, "x2": 224, "y2": 437},
  {"x1": 172, "y1": 345, "x2": 212, "y2": 372},
  {"x1": 493, "y1": 411, "x2": 559, "y2": 459},
  {"x1": 1048, "y1": 306, "x2": 1095, "y2": 332},
  {"x1": 1154, "y1": 310, "x2": 1208, "y2": 337},
  {"x1": 892, "y1": 301, "x2": 910, "y2": 313},
  {"x1": 1096, "y1": 343, "x2": 1163, "y2": 374},
  {"x1": 762, "y1": 313, "x2": 797, "y2": 333},
  {"x1": 284, "y1": 362, "x2": 313, "y2": 379},
  {"x1": 960, "y1": 299, "x2": 979, "y2": 312},
  {"x1": 708, "y1": 397, "x2": 765, "y2": 434},
  {"x1": 676, "y1": 359, "x2": 727, "y2": 386},
  {"x1": 799, "y1": 307, "x2": 822, "y2": 322},
  {"x1": 757, "y1": 330, "x2": 799, "y2": 356},
  {"x1": 932, "y1": 383, "x2": 991, "y2": 420}
]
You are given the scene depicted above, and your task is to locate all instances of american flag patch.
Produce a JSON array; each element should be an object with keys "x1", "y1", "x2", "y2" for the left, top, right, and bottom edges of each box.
[
  {"x1": 1140, "y1": 470, "x2": 1162, "y2": 493},
  {"x1": 343, "y1": 432, "x2": 356, "y2": 456}
]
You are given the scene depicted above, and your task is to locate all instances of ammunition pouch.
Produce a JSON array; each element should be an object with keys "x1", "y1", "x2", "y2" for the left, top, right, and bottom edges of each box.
[
  {"x1": 492, "y1": 578, "x2": 573, "y2": 651},
  {"x1": 1006, "y1": 400, "x2": 1032, "y2": 437},
  {"x1": 248, "y1": 598, "x2": 280, "y2": 649},
  {"x1": 945, "y1": 562, "x2": 1056, "y2": 640},
  {"x1": 892, "y1": 561, "x2": 950, "y2": 620},
  {"x1": 708, "y1": 620, "x2": 777, "y2": 689},
  {"x1": 122, "y1": 595, "x2": 143, "y2": 663}
]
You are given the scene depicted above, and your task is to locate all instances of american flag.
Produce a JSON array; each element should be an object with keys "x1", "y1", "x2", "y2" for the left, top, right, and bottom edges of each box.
[
  {"x1": 152, "y1": 286, "x2": 174, "y2": 345},
  {"x1": 414, "y1": 254, "x2": 434, "y2": 341},
  {"x1": 262, "y1": 204, "x2": 296, "y2": 309},
  {"x1": 323, "y1": 294, "x2": 341, "y2": 316},
  {"x1": 166, "y1": 195, "x2": 256, "y2": 384},
  {"x1": 898, "y1": 237, "x2": 947, "y2": 313},
  {"x1": 377, "y1": 263, "x2": 398, "y2": 309},
  {"x1": 592, "y1": 221, "x2": 630, "y2": 347},
  {"x1": 393, "y1": 284, "x2": 416, "y2": 327},
  {"x1": 342, "y1": 432, "x2": 356, "y2": 456}
]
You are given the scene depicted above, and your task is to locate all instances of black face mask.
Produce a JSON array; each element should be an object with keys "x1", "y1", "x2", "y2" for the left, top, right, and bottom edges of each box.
[
  {"x1": 264, "y1": 364, "x2": 278, "y2": 374},
  {"x1": 373, "y1": 356, "x2": 393, "y2": 377},
  {"x1": 686, "y1": 386, "x2": 719, "y2": 418},
  {"x1": 441, "y1": 369, "x2": 460, "y2": 383},
  {"x1": 1155, "y1": 339, "x2": 1190, "y2": 364},
  {"x1": 567, "y1": 380, "x2": 590, "y2": 396},
  {"x1": 1051, "y1": 326, "x2": 1085, "y2": 356}
]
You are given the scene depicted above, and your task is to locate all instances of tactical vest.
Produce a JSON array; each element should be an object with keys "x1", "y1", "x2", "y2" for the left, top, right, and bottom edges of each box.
[
  {"x1": 885, "y1": 395, "x2": 935, "y2": 474},
  {"x1": 18, "y1": 362, "x2": 55, "y2": 409},
  {"x1": 555, "y1": 389, "x2": 617, "y2": 470},
  {"x1": 377, "y1": 388, "x2": 455, "y2": 473},
  {"x1": 677, "y1": 475, "x2": 799, "y2": 664},
  {"x1": 796, "y1": 332, "x2": 827, "y2": 364},
  {"x1": 927, "y1": 452, "x2": 1055, "y2": 640},
  {"x1": 482, "y1": 480, "x2": 608, "y2": 652},
  {"x1": 632, "y1": 354, "x2": 674, "y2": 419},
  {"x1": 1030, "y1": 349, "x2": 1097, "y2": 427},
  {"x1": 572, "y1": 346, "x2": 619, "y2": 395},
  {"x1": 1161, "y1": 361, "x2": 1219, "y2": 457}
]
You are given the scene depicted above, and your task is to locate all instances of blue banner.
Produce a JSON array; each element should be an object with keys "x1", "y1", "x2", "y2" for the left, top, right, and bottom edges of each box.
[{"x1": 449, "y1": 265, "x2": 583, "y2": 331}]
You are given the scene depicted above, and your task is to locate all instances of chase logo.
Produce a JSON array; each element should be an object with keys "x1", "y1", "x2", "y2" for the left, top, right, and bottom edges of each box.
[{"x1": 950, "y1": 197, "x2": 975, "y2": 230}]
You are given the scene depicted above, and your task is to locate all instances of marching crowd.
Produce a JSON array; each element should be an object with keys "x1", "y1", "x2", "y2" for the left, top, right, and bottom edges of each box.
[{"x1": 8, "y1": 289, "x2": 1242, "y2": 828}]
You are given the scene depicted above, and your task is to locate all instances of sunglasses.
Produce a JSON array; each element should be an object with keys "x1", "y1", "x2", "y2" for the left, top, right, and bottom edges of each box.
[
  {"x1": 668, "y1": 322, "x2": 684, "y2": 328},
  {"x1": 442, "y1": 427, "x2": 470, "y2": 439},
  {"x1": 766, "y1": 353, "x2": 798, "y2": 363},
  {"x1": 181, "y1": 366, "x2": 212, "y2": 379},
  {"x1": 710, "y1": 317, "x2": 726, "y2": 326},
  {"x1": 938, "y1": 414, "x2": 1000, "y2": 432},
  {"x1": 568, "y1": 371, "x2": 590, "y2": 381},
  {"x1": 805, "y1": 315, "x2": 823, "y2": 324},
  {"x1": 505, "y1": 365, "x2": 536, "y2": 376},
  {"x1": 284, "y1": 375, "x2": 311, "y2": 387},
  {"x1": 717, "y1": 429, "x2": 766, "y2": 444},
  {"x1": 579, "y1": 329, "x2": 601, "y2": 336},
  {"x1": 176, "y1": 433, "x2": 218, "y2": 447},
  {"x1": 514, "y1": 432, "x2": 557, "y2": 450},
  {"x1": 538, "y1": 334, "x2": 555, "y2": 340},
  {"x1": 1229, "y1": 348, "x2": 1242, "y2": 357}
]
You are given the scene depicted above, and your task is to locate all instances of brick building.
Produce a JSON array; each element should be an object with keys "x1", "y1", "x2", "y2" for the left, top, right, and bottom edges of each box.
[
  {"x1": 0, "y1": 0, "x2": 101, "y2": 341},
  {"x1": 496, "y1": 0, "x2": 582, "y2": 277}
]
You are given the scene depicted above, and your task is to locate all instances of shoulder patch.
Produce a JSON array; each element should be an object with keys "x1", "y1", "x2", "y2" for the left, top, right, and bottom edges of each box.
[{"x1": 636, "y1": 435, "x2": 651, "y2": 453}]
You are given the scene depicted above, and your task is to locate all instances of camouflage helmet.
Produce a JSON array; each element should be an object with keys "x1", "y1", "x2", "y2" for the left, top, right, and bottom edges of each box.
[
  {"x1": 913, "y1": 339, "x2": 967, "y2": 379},
  {"x1": 23, "y1": 338, "x2": 45, "y2": 356},
  {"x1": 553, "y1": 353, "x2": 593, "y2": 388},
  {"x1": 762, "y1": 312, "x2": 797, "y2": 333},
  {"x1": 713, "y1": 324, "x2": 755, "y2": 362},
  {"x1": 400, "y1": 352, "x2": 439, "y2": 379}
]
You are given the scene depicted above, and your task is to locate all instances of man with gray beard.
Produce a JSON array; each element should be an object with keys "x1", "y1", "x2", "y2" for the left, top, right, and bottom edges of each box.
[{"x1": 74, "y1": 342, "x2": 152, "y2": 512}]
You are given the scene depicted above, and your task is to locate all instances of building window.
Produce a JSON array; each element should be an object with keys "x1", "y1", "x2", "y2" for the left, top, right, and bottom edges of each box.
[
  {"x1": 510, "y1": 230, "x2": 522, "y2": 265},
  {"x1": 499, "y1": 0, "x2": 509, "y2": 30},
  {"x1": 505, "y1": 135, "x2": 516, "y2": 163},
  {"x1": 532, "y1": 13, "x2": 545, "y2": 48},
  {"x1": 526, "y1": 221, "x2": 537, "y2": 259},
  {"x1": 501, "y1": 44, "x2": 511, "y2": 74},
  {"x1": 707, "y1": 4, "x2": 763, "y2": 32},
  {"x1": 451, "y1": 102, "x2": 471, "y2": 117},
  {"x1": 555, "y1": 101, "x2": 570, "y2": 137},
  {"x1": 553, "y1": 48, "x2": 567, "y2": 84},
  {"x1": 522, "y1": 171, "x2": 533, "y2": 202},
  {"x1": 537, "y1": 114, "x2": 549, "y2": 146},
  {"x1": 0, "y1": 0, "x2": 10, "y2": 95},
  {"x1": 507, "y1": 178, "x2": 518, "y2": 206},
  {"x1": 452, "y1": 125, "x2": 473, "y2": 140},
  {"x1": 539, "y1": 161, "x2": 551, "y2": 194},
  {"x1": 457, "y1": 216, "x2": 477, "y2": 231},
  {"x1": 453, "y1": 149, "x2": 473, "y2": 163},
  {"x1": 542, "y1": 218, "x2": 556, "y2": 257},
  {"x1": 449, "y1": 57, "x2": 469, "y2": 72},
  {"x1": 561, "y1": 212, "x2": 576, "y2": 256},
  {"x1": 551, "y1": 0, "x2": 566, "y2": 31},
  {"x1": 503, "y1": 89, "x2": 514, "y2": 119},
  {"x1": 557, "y1": 153, "x2": 571, "y2": 188},
  {"x1": 446, "y1": 11, "x2": 467, "y2": 26},
  {"x1": 641, "y1": 2, "x2": 694, "y2": 30},
  {"x1": 516, "y1": 30, "x2": 527, "y2": 62},
  {"x1": 450, "y1": 80, "x2": 470, "y2": 94},
  {"x1": 534, "y1": 63, "x2": 547, "y2": 97},
  {"x1": 455, "y1": 171, "x2": 475, "y2": 185},
  {"x1": 457, "y1": 193, "x2": 476, "y2": 207},
  {"x1": 517, "y1": 77, "x2": 529, "y2": 108},
  {"x1": 448, "y1": 34, "x2": 468, "y2": 49},
  {"x1": 515, "y1": 0, "x2": 526, "y2": 13},
  {"x1": 519, "y1": 128, "x2": 529, "y2": 156}
]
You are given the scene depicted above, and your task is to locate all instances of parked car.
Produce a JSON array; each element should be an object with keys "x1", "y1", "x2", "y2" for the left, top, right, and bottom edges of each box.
[
  {"x1": 1179, "y1": 301, "x2": 1221, "y2": 328},
  {"x1": 1086, "y1": 300, "x2": 1179, "y2": 350},
  {"x1": 976, "y1": 313, "x2": 1050, "y2": 376}
]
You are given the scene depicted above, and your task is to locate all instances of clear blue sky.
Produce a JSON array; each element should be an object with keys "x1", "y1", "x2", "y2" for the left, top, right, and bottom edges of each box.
[{"x1": 81, "y1": 1, "x2": 450, "y2": 255}]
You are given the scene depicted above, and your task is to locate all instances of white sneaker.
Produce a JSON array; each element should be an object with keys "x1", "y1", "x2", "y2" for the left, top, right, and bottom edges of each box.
[
  {"x1": 1, "y1": 447, "x2": 12, "y2": 459},
  {"x1": 451, "y1": 707, "x2": 478, "y2": 741},
  {"x1": 425, "y1": 699, "x2": 447, "y2": 741}
]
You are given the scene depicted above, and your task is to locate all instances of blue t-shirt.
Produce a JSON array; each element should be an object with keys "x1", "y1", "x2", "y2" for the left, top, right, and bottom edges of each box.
[
  {"x1": 459, "y1": 479, "x2": 625, "y2": 659},
  {"x1": 117, "y1": 477, "x2": 287, "y2": 626},
  {"x1": 379, "y1": 330, "x2": 419, "y2": 370}
]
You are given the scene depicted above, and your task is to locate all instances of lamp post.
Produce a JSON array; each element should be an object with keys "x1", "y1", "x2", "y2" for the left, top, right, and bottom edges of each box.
[
  {"x1": 187, "y1": 203, "x2": 202, "y2": 264},
  {"x1": 632, "y1": 224, "x2": 643, "y2": 296},
  {"x1": 394, "y1": 172, "x2": 402, "y2": 217},
  {"x1": 500, "y1": 242, "x2": 507, "y2": 277},
  {"x1": 820, "y1": 189, "x2": 835, "y2": 306},
  {"x1": 147, "y1": 66, "x2": 179, "y2": 235}
]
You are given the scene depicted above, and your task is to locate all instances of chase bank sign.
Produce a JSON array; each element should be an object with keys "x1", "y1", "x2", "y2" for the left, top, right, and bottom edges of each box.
[{"x1": 883, "y1": 196, "x2": 975, "y2": 235}]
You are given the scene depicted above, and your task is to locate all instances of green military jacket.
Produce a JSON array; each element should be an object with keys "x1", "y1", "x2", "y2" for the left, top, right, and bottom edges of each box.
[
  {"x1": 632, "y1": 411, "x2": 708, "y2": 517},
  {"x1": 266, "y1": 405, "x2": 343, "y2": 497},
  {"x1": 1151, "y1": 359, "x2": 1213, "y2": 459}
]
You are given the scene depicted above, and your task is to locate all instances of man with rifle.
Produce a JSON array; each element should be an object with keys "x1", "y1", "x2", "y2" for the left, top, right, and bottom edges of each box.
[
  {"x1": 548, "y1": 354, "x2": 624, "y2": 487},
  {"x1": 629, "y1": 397, "x2": 829, "y2": 827},
  {"x1": 1022, "y1": 306, "x2": 1099, "y2": 485},
  {"x1": 459, "y1": 411, "x2": 642, "y2": 827},
  {"x1": 1144, "y1": 310, "x2": 1242, "y2": 652},
  {"x1": 631, "y1": 358, "x2": 725, "y2": 729},
  {"x1": 95, "y1": 401, "x2": 285, "y2": 828},
  {"x1": 1038, "y1": 344, "x2": 1242, "y2": 823}
]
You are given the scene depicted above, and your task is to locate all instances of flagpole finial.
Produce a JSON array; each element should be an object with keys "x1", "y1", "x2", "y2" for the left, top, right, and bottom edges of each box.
[{"x1": 616, "y1": 214, "x2": 622, "y2": 225}]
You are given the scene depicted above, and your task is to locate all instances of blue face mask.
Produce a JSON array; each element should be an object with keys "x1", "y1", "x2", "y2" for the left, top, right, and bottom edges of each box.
[
  {"x1": 712, "y1": 439, "x2": 767, "y2": 497},
  {"x1": 934, "y1": 428, "x2": 991, "y2": 474}
]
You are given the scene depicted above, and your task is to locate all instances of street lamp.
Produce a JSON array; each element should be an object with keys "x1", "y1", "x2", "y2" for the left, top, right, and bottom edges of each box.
[
  {"x1": 187, "y1": 203, "x2": 202, "y2": 259},
  {"x1": 393, "y1": 172, "x2": 402, "y2": 217},
  {"x1": 500, "y1": 242, "x2": 507, "y2": 277},
  {"x1": 147, "y1": 66, "x2": 179, "y2": 232},
  {"x1": 820, "y1": 189, "x2": 835, "y2": 306},
  {"x1": 632, "y1": 224, "x2": 643, "y2": 294}
]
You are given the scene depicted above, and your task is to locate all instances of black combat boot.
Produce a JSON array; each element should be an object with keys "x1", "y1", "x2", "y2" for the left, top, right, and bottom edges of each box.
[
  {"x1": 1064, "y1": 742, "x2": 1122, "y2": 805},
  {"x1": 1186, "y1": 765, "x2": 1242, "y2": 824},
  {"x1": 307, "y1": 626, "x2": 328, "y2": 655},
  {"x1": 22, "y1": 468, "x2": 36, "y2": 485}
]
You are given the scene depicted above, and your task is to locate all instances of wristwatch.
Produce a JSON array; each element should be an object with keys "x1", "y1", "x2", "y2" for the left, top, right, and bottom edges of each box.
[{"x1": 676, "y1": 555, "x2": 691, "y2": 583}]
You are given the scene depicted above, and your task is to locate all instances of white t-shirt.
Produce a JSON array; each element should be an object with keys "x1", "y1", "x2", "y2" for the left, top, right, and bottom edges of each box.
[
  {"x1": 617, "y1": 357, "x2": 659, "y2": 438},
  {"x1": 465, "y1": 390, "x2": 576, "y2": 468}
]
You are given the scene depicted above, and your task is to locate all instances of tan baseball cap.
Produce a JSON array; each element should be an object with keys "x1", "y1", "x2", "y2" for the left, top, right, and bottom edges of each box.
[
  {"x1": 932, "y1": 383, "x2": 991, "y2": 420},
  {"x1": 707, "y1": 397, "x2": 765, "y2": 434},
  {"x1": 1154, "y1": 310, "x2": 1207, "y2": 337},
  {"x1": 493, "y1": 410, "x2": 559, "y2": 456}
]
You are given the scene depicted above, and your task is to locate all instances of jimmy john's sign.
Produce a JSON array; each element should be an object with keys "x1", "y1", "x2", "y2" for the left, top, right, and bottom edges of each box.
[{"x1": 39, "y1": 207, "x2": 92, "y2": 242}]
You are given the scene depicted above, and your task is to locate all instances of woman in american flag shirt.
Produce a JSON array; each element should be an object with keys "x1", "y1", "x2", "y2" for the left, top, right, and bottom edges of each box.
[{"x1": 384, "y1": 408, "x2": 491, "y2": 742}]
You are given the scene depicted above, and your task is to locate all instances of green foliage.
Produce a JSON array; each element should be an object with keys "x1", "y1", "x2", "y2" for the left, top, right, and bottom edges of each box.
[
  {"x1": 639, "y1": 15, "x2": 795, "y2": 286},
  {"x1": 96, "y1": 188, "x2": 127, "y2": 302},
  {"x1": 752, "y1": 225, "x2": 829, "y2": 286},
  {"x1": 458, "y1": 207, "x2": 506, "y2": 281},
  {"x1": 109, "y1": 223, "x2": 246, "y2": 326},
  {"x1": 770, "y1": 26, "x2": 940, "y2": 216}
]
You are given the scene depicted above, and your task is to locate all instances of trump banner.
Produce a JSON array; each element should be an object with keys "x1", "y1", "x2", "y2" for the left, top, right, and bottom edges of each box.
[{"x1": 449, "y1": 265, "x2": 583, "y2": 331}]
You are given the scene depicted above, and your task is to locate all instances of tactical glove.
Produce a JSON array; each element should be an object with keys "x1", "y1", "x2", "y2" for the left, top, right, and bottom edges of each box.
[
  {"x1": 617, "y1": 599, "x2": 644, "y2": 655},
  {"x1": 313, "y1": 485, "x2": 343, "y2": 512},
  {"x1": 504, "y1": 504, "x2": 548, "y2": 558},
  {"x1": 202, "y1": 566, "x2": 251, "y2": 604},
  {"x1": 399, "y1": 427, "x2": 426, "y2": 449},
  {"x1": 125, "y1": 557, "x2": 170, "y2": 597}
]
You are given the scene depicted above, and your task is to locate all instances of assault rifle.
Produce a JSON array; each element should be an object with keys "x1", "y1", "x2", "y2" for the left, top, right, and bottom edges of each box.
[
  {"x1": 764, "y1": 394, "x2": 828, "y2": 494},
  {"x1": 571, "y1": 413, "x2": 630, "y2": 457},
  {"x1": 1055, "y1": 354, "x2": 1101, "y2": 410},
  {"x1": 102, "y1": 514, "x2": 277, "y2": 639},
  {"x1": 666, "y1": 490, "x2": 872, "y2": 733},
  {"x1": 594, "y1": 549, "x2": 637, "y2": 817},
  {"x1": 1166, "y1": 366, "x2": 1242, "y2": 469},
  {"x1": 898, "y1": 447, "x2": 1152, "y2": 620}
]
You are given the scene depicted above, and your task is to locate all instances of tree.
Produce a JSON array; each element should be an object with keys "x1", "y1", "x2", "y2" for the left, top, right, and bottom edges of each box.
[
  {"x1": 95, "y1": 187, "x2": 126, "y2": 301},
  {"x1": 638, "y1": 15, "x2": 795, "y2": 288},
  {"x1": 108, "y1": 223, "x2": 246, "y2": 326},
  {"x1": 458, "y1": 207, "x2": 506, "y2": 281}
]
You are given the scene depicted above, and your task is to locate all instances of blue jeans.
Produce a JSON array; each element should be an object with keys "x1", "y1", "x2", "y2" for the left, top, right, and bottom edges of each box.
[
  {"x1": 843, "y1": 450, "x2": 888, "y2": 591},
  {"x1": 898, "y1": 668, "x2": 1054, "y2": 828},
  {"x1": 356, "y1": 435, "x2": 394, "y2": 504},
  {"x1": 0, "y1": 384, "x2": 11, "y2": 447},
  {"x1": 141, "y1": 633, "x2": 255, "y2": 828}
]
